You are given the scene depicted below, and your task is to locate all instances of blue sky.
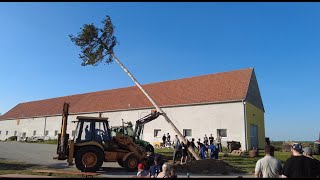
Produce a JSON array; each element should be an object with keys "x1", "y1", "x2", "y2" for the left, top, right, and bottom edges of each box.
[{"x1": 0, "y1": 2, "x2": 319, "y2": 141}]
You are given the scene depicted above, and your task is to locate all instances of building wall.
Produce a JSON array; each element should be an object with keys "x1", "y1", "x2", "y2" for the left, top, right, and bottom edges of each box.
[
  {"x1": 0, "y1": 102, "x2": 248, "y2": 150},
  {"x1": 245, "y1": 102, "x2": 265, "y2": 150},
  {"x1": 0, "y1": 119, "x2": 17, "y2": 139},
  {"x1": 100, "y1": 102, "x2": 246, "y2": 149}
]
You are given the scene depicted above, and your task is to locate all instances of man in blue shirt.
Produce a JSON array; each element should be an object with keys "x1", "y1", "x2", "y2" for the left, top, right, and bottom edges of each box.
[
  {"x1": 209, "y1": 143, "x2": 218, "y2": 159},
  {"x1": 197, "y1": 142, "x2": 207, "y2": 159},
  {"x1": 149, "y1": 154, "x2": 162, "y2": 178}
]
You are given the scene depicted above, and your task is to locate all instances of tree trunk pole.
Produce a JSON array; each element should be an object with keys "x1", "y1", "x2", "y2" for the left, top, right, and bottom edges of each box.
[{"x1": 111, "y1": 53, "x2": 201, "y2": 160}]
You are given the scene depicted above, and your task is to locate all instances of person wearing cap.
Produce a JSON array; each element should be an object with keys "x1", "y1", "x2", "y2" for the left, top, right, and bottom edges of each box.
[
  {"x1": 282, "y1": 143, "x2": 317, "y2": 178},
  {"x1": 136, "y1": 163, "x2": 149, "y2": 177},
  {"x1": 254, "y1": 145, "x2": 282, "y2": 178},
  {"x1": 149, "y1": 155, "x2": 162, "y2": 178},
  {"x1": 303, "y1": 147, "x2": 320, "y2": 178}
]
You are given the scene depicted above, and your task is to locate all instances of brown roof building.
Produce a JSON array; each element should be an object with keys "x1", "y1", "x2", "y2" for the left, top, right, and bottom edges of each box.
[
  {"x1": 0, "y1": 68, "x2": 263, "y2": 120},
  {"x1": 0, "y1": 68, "x2": 265, "y2": 151}
]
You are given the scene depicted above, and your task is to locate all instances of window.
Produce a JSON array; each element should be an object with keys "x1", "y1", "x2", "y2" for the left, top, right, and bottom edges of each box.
[
  {"x1": 33, "y1": 131, "x2": 36, "y2": 136},
  {"x1": 17, "y1": 119, "x2": 20, "y2": 125},
  {"x1": 0, "y1": 131, "x2": 1, "y2": 135},
  {"x1": 217, "y1": 129, "x2": 227, "y2": 138},
  {"x1": 94, "y1": 121, "x2": 110, "y2": 141},
  {"x1": 80, "y1": 121, "x2": 92, "y2": 141},
  {"x1": 6, "y1": 131, "x2": 8, "y2": 135},
  {"x1": 55, "y1": 130, "x2": 58, "y2": 136},
  {"x1": 14, "y1": 131, "x2": 17, "y2": 136},
  {"x1": 183, "y1": 129, "x2": 192, "y2": 137},
  {"x1": 154, "y1": 129, "x2": 161, "y2": 137},
  {"x1": 45, "y1": 130, "x2": 49, "y2": 136},
  {"x1": 72, "y1": 130, "x2": 75, "y2": 137}
]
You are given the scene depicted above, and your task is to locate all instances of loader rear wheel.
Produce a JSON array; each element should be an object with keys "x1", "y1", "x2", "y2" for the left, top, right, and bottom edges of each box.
[
  {"x1": 75, "y1": 146, "x2": 103, "y2": 172},
  {"x1": 123, "y1": 154, "x2": 140, "y2": 172}
]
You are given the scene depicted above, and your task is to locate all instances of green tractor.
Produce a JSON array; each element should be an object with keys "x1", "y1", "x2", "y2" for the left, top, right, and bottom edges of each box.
[{"x1": 110, "y1": 111, "x2": 162, "y2": 156}]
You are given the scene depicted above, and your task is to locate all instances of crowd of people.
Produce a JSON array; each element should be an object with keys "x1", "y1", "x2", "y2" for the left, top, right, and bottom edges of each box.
[
  {"x1": 136, "y1": 133, "x2": 320, "y2": 178},
  {"x1": 169, "y1": 133, "x2": 222, "y2": 164},
  {"x1": 134, "y1": 154, "x2": 177, "y2": 178},
  {"x1": 254, "y1": 143, "x2": 320, "y2": 178}
]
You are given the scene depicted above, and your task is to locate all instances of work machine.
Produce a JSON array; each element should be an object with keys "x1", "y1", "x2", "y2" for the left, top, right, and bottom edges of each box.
[
  {"x1": 54, "y1": 102, "x2": 151, "y2": 172},
  {"x1": 110, "y1": 110, "x2": 162, "y2": 153}
]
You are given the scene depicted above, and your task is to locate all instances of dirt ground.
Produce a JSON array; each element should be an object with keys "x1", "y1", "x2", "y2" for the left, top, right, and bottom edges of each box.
[{"x1": 172, "y1": 159, "x2": 244, "y2": 175}]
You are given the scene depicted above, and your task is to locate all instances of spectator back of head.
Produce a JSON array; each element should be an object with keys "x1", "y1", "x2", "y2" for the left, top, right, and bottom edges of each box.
[
  {"x1": 291, "y1": 143, "x2": 303, "y2": 154},
  {"x1": 265, "y1": 145, "x2": 275, "y2": 156},
  {"x1": 302, "y1": 147, "x2": 313, "y2": 156}
]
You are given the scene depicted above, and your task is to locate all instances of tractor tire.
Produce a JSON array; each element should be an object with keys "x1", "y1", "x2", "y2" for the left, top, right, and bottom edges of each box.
[
  {"x1": 75, "y1": 146, "x2": 104, "y2": 172},
  {"x1": 117, "y1": 159, "x2": 124, "y2": 167},
  {"x1": 123, "y1": 154, "x2": 140, "y2": 172}
]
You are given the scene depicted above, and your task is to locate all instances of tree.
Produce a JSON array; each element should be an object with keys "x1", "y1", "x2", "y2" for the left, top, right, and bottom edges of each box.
[{"x1": 70, "y1": 15, "x2": 200, "y2": 160}]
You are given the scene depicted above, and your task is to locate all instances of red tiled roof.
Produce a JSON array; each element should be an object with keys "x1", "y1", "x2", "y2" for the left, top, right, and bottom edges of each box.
[{"x1": 0, "y1": 68, "x2": 253, "y2": 120}]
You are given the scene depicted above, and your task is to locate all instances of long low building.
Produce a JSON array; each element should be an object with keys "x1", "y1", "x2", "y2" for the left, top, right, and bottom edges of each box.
[{"x1": 0, "y1": 68, "x2": 265, "y2": 151}]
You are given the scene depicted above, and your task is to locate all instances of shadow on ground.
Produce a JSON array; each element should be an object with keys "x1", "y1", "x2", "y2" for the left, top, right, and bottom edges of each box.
[
  {"x1": 97, "y1": 167, "x2": 134, "y2": 176},
  {"x1": 0, "y1": 158, "x2": 42, "y2": 171},
  {"x1": 45, "y1": 163, "x2": 76, "y2": 169}
]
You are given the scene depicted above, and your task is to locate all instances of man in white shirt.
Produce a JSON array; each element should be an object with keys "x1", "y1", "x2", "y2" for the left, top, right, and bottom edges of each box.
[{"x1": 255, "y1": 145, "x2": 282, "y2": 178}]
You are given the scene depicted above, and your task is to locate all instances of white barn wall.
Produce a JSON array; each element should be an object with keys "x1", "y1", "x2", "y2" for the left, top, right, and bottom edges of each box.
[
  {"x1": 141, "y1": 102, "x2": 246, "y2": 149},
  {"x1": 100, "y1": 102, "x2": 246, "y2": 149},
  {"x1": 0, "y1": 102, "x2": 246, "y2": 150},
  {"x1": 0, "y1": 119, "x2": 17, "y2": 140},
  {"x1": 45, "y1": 116, "x2": 64, "y2": 139}
]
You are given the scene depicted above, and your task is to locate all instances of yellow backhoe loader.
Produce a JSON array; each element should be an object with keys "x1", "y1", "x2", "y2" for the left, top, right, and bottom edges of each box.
[{"x1": 54, "y1": 102, "x2": 149, "y2": 172}]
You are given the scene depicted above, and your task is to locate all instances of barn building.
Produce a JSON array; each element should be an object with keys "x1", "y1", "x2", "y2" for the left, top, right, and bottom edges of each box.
[{"x1": 0, "y1": 68, "x2": 265, "y2": 151}]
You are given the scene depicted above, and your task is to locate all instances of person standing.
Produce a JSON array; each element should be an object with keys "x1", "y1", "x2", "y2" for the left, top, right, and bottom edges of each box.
[
  {"x1": 196, "y1": 138, "x2": 201, "y2": 149},
  {"x1": 203, "y1": 134, "x2": 208, "y2": 145},
  {"x1": 209, "y1": 134, "x2": 214, "y2": 145},
  {"x1": 254, "y1": 145, "x2": 282, "y2": 178},
  {"x1": 302, "y1": 147, "x2": 320, "y2": 178},
  {"x1": 216, "y1": 135, "x2": 222, "y2": 152},
  {"x1": 162, "y1": 134, "x2": 167, "y2": 148},
  {"x1": 190, "y1": 138, "x2": 197, "y2": 158},
  {"x1": 172, "y1": 135, "x2": 181, "y2": 164},
  {"x1": 180, "y1": 136, "x2": 188, "y2": 164},
  {"x1": 282, "y1": 143, "x2": 317, "y2": 178},
  {"x1": 149, "y1": 155, "x2": 162, "y2": 178},
  {"x1": 166, "y1": 133, "x2": 171, "y2": 146}
]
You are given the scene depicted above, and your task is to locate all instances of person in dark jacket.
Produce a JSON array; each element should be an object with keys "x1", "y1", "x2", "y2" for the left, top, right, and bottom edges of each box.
[
  {"x1": 282, "y1": 143, "x2": 318, "y2": 178},
  {"x1": 162, "y1": 134, "x2": 166, "y2": 148},
  {"x1": 149, "y1": 155, "x2": 162, "y2": 178}
]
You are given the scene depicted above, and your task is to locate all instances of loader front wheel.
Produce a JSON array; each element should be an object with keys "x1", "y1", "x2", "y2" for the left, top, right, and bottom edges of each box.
[
  {"x1": 123, "y1": 154, "x2": 140, "y2": 172},
  {"x1": 75, "y1": 146, "x2": 104, "y2": 172}
]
